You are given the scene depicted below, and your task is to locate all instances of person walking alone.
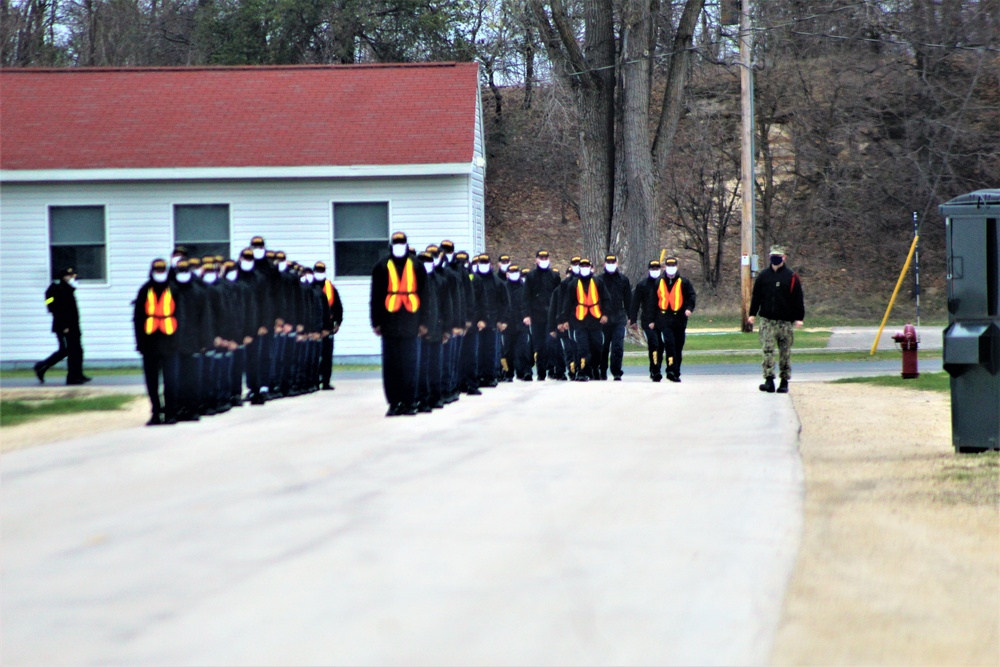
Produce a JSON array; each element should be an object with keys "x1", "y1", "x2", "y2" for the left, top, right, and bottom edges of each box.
[
  {"x1": 748, "y1": 245, "x2": 805, "y2": 393},
  {"x1": 35, "y1": 267, "x2": 90, "y2": 385}
]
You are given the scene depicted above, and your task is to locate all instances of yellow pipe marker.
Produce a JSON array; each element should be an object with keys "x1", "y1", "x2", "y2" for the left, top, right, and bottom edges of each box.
[
  {"x1": 871, "y1": 235, "x2": 919, "y2": 356},
  {"x1": 659, "y1": 248, "x2": 667, "y2": 265}
]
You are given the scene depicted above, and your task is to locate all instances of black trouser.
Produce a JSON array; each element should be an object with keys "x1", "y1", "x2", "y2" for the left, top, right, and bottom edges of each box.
[
  {"x1": 382, "y1": 335, "x2": 420, "y2": 407},
  {"x1": 460, "y1": 329, "x2": 479, "y2": 390},
  {"x1": 143, "y1": 350, "x2": 179, "y2": 419},
  {"x1": 557, "y1": 329, "x2": 575, "y2": 376},
  {"x1": 231, "y1": 347, "x2": 246, "y2": 399},
  {"x1": 642, "y1": 324, "x2": 664, "y2": 378},
  {"x1": 178, "y1": 352, "x2": 202, "y2": 415},
  {"x1": 600, "y1": 319, "x2": 626, "y2": 379},
  {"x1": 38, "y1": 329, "x2": 84, "y2": 382},
  {"x1": 655, "y1": 314, "x2": 688, "y2": 376},
  {"x1": 504, "y1": 328, "x2": 531, "y2": 378},
  {"x1": 419, "y1": 338, "x2": 443, "y2": 405},
  {"x1": 571, "y1": 326, "x2": 603, "y2": 379},
  {"x1": 319, "y1": 335, "x2": 334, "y2": 386},
  {"x1": 478, "y1": 327, "x2": 497, "y2": 383},
  {"x1": 530, "y1": 316, "x2": 555, "y2": 377}
]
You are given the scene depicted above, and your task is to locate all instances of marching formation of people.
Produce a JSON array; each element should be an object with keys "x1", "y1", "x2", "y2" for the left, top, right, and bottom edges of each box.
[
  {"x1": 370, "y1": 232, "x2": 707, "y2": 417},
  {"x1": 113, "y1": 231, "x2": 802, "y2": 422},
  {"x1": 133, "y1": 237, "x2": 342, "y2": 426}
]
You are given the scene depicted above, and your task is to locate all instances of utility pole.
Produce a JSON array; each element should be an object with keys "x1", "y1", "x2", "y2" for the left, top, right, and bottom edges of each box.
[{"x1": 738, "y1": 0, "x2": 756, "y2": 332}]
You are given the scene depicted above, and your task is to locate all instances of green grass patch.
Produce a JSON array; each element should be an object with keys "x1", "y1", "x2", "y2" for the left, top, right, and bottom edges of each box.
[
  {"x1": 0, "y1": 394, "x2": 137, "y2": 427},
  {"x1": 623, "y1": 349, "x2": 940, "y2": 366},
  {"x1": 832, "y1": 371, "x2": 950, "y2": 393},
  {"x1": 684, "y1": 330, "x2": 831, "y2": 351},
  {"x1": 0, "y1": 367, "x2": 142, "y2": 380}
]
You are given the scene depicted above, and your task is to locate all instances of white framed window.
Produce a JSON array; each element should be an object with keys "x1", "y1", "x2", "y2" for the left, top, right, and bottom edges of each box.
[
  {"x1": 174, "y1": 204, "x2": 230, "y2": 259},
  {"x1": 333, "y1": 202, "x2": 389, "y2": 277},
  {"x1": 49, "y1": 205, "x2": 106, "y2": 281}
]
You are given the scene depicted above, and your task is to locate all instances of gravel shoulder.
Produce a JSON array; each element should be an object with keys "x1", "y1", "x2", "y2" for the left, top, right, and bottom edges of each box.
[{"x1": 772, "y1": 383, "x2": 999, "y2": 666}]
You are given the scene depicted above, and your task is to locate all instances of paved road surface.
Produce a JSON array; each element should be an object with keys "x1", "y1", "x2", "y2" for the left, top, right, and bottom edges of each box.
[{"x1": 2, "y1": 376, "x2": 802, "y2": 666}]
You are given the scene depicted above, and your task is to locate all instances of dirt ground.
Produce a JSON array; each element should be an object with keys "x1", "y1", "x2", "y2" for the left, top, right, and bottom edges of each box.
[
  {"x1": 773, "y1": 383, "x2": 1000, "y2": 666},
  {"x1": 2, "y1": 382, "x2": 998, "y2": 665},
  {"x1": 0, "y1": 387, "x2": 147, "y2": 454}
]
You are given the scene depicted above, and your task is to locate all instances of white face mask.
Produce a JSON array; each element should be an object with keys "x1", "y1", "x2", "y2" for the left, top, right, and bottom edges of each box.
[
  {"x1": 423, "y1": 262, "x2": 434, "y2": 274},
  {"x1": 665, "y1": 267, "x2": 678, "y2": 278},
  {"x1": 508, "y1": 273, "x2": 520, "y2": 282},
  {"x1": 391, "y1": 244, "x2": 408, "y2": 259},
  {"x1": 226, "y1": 271, "x2": 238, "y2": 282},
  {"x1": 499, "y1": 262, "x2": 510, "y2": 272},
  {"x1": 446, "y1": 253, "x2": 454, "y2": 263},
  {"x1": 152, "y1": 271, "x2": 169, "y2": 283},
  {"x1": 66, "y1": 277, "x2": 79, "y2": 288},
  {"x1": 252, "y1": 247, "x2": 265, "y2": 260},
  {"x1": 314, "y1": 272, "x2": 326, "y2": 282},
  {"x1": 605, "y1": 263, "x2": 617, "y2": 274},
  {"x1": 571, "y1": 265, "x2": 580, "y2": 275},
  {"x1": 579, "y1": 267, "x2": 592, "y2": 278},
  {"x1": 176, "y1": 271, "x2": 192, "y2": 284},
  {"x1": 300, "y1": 276, "x2": 308, "y2": 284},
  {"x1": 538, "y1": 260, "x2": 550, "y2": 270},
  {"x1": 277, "y1": 261, "x2": 287, "y2": 272},
  {"x1": 170, "y1": 255, "x2": 181, "y2": 267},
  {"x1": 649, "y1": 270, "x2": 662, "y2": 280},
  {"x1": 433, "y1": 254, "x2": 443, "y2": 267},
  {"x1": 240, "y1": 260, "x2": 254, "y2": 271},
  {"x1": 203, "y1": 273, "x2": 217, "y2": 284}
]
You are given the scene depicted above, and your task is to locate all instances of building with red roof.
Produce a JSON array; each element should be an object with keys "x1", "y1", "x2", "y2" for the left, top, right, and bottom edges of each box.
[{"x1": 0, "y1": 63, "x2": 485, "y2": 364}]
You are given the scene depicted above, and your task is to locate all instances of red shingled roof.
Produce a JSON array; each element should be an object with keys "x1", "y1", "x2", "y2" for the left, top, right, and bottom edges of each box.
[{"x1": 0, "y1": 63, "x2": 479, "y2": 171}]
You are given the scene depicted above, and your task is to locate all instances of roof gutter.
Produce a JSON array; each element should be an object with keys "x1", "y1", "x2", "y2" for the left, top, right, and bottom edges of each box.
[{"x1": 0, "y1": 162, "x2": 475, "y2": 184}]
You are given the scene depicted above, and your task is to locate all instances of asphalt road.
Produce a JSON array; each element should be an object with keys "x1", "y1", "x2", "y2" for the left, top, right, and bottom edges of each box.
[{"x1": 2, "y1": 375, "x2": 803, "y2": 666}]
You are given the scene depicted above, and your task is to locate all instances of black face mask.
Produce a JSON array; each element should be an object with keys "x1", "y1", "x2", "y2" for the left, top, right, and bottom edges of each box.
[{"x1": 770, "y1": 255, "x2": 784, "y2": 267}]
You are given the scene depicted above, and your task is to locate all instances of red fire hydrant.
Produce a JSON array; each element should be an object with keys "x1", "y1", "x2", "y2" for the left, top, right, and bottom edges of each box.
[{"x1": 892, "y1": 323, "x2": 920, "y2": 379}]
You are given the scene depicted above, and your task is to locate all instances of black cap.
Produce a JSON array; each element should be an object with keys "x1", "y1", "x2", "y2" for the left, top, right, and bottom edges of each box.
[
  {"x1": 275, "y1": 251, "x2": 286, "y2": 261},
  {"x1": 417, "y1": 252, "x2": 433, "y2": 262},
  {"x1": 579, "y1": 258, "x2": 592, "y2": 267},
  {"x1": 664, "y1": 257, "x2": 678, "y2": 266},
  {"x1": 648, "y1": 260, "x2": 661, "y2": 269},
  {"x1": 187, "y1": 257, "x2": 201, "y2": 268},
  {"x1": 250, "y1": 236, "x2": 265, "y2": 247},
  {"x1": 605, "y1": 254, "x2": 617, "y2": 263},
  {"x1": 455, "y1": 251, "x2": 469, "y2": 261},
  {"x1": 536, "y1": 250, "x2": 550, "y2": 258},
  {"x1": 570, "y1": 256, "x2": 581, "y2": 265},
  {"x1": 479, "y1": 254, "x2": 491, "y2": 264},
  {"x1": 172, "y1": 245, "x2": 188, "y2": 257},
  {"x1": 440, "y1": 240, "x2": 455, "y2": 252},
  {"x1": 391, "y1": 232, "x2": 407, "y2": 244},
  {"x1": 499, "y1": 254, "x2": 510, "y2": 262},
  {"x1": 240, "y1": 248, "x2": 255, "y2": 259},
  {"x1": 508, "y1": 264, "x2": 520, "y2": 273},
  {"x1": 59, "y1": 267, "x2": 77, "y2": 278},
  {"x1": 314, "y1": 262, "x2": 326, "y2": 272},
  {"x1": 151, "y1": 259, "x2": 168, "y2": 271},
  {"x1": 176, "y1": 259, "x2": 190, "y2": 271},
  {"x1": 426, "y1": 244, "x2": 439, "y2": 254}
]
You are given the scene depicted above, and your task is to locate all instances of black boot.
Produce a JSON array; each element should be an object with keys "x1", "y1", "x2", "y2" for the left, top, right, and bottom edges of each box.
[
  {"x1": 759, "y1": 376, "x2": 775, "y2": 393},
  {"x1": 33, "y1": 362, "x2": 46, "y2": 384},
  {"x1": 776, "y1": 379, "x2": 789, "y2": 393}
]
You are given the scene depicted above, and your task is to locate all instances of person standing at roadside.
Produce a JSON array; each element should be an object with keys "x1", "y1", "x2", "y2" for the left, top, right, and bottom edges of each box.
[
  {"x1": 597, "y1": 254, "x2": 631, "y2": 381},
  {"x1": 35, "y1": 267, "x2": 90, "y2": 385},
  {"x1": 651, "y1": 256, "x2": 696, "y2": 383},
  {"x1": 748, "y1": 245, "x2": 805, "y2": 394}
]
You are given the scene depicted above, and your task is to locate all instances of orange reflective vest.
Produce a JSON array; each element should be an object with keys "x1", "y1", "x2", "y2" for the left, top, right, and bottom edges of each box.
[
  {"x1": 385, "y1": 258, "x2": 420, "y2": 313},
  {"x1": 144, "y1": 287, "x2": 177, "y2": 335},
  {"x1": 575, "y1": 278, "x2": 602, "y2": 320},
  {"x1": 322, "y1": 280, "x2": 336, "y2": 307},
  {"x1": 657, "y1": 278, "x2": 684, "y2": 312}
]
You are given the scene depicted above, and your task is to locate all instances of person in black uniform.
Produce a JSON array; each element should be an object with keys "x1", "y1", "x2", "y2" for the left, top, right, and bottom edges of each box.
[
  {"x1": 35, "y1": 267, "x2": 90, "y2": 385},
  {"x1": 502, "y1": 264, "x2": 532, "y2": 381},
  {"x1": 547, "y1": 266, "x2": 575, "y2": 380},
  {"x1": 597, "y1": 254, "x2": 631, "y2": 381},
  {"x1": 313, "y1": 261, "x2": 343, "y2": 391},
  {"x1": 370, "y1": 231, "x2": 429, "y2": 416},
  {"x1": 475, "y1": 254, "x2": 508, "y2": 388},
  {"x1": 629, "y1": 260, "x2": 665, "y2": 382},
  {"x1": 134, "y1": 259, "x2": 181, "y2": 425},
  {"x1": 524, "y1": 250, "x2": 561, "y2": 381},
  {"x1": 438, "y1": 241, "x2": 466, "y2": 404},
  {"x1": 172, "y1": 259, "x2": 213, "y2": 420},
  {"x1": 748, "y1": 245, "x2": 805, "y2": 393},
  {"x1": 560, "y1": 258, "x2": 609, "y2": 381},
  {"x1": 224, "y1": 258, "x2": 256, "y2": 407},
  {"x1": 415, "y1": 250, "x2": 449, "y2": 411},
  {"x1": 649, "y1": 256, "x2": 696, "y2": 382},
  {"x1": 456, "y1": 251, "x2": 483, "y2": 396}
]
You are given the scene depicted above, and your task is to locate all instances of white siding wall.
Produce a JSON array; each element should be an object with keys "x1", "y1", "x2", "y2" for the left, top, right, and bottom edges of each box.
[
  {"x1": 471, "y1": 85, "x2": 487, "y2": 251},
  {"x1": 0, "y1": 175, "x2": 477, "y2": 364}
]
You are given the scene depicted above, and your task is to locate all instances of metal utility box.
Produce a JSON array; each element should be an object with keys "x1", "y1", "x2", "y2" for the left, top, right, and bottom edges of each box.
[{"x1": 940, "y1": 189, "x2": 1000, "y2": 452}]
